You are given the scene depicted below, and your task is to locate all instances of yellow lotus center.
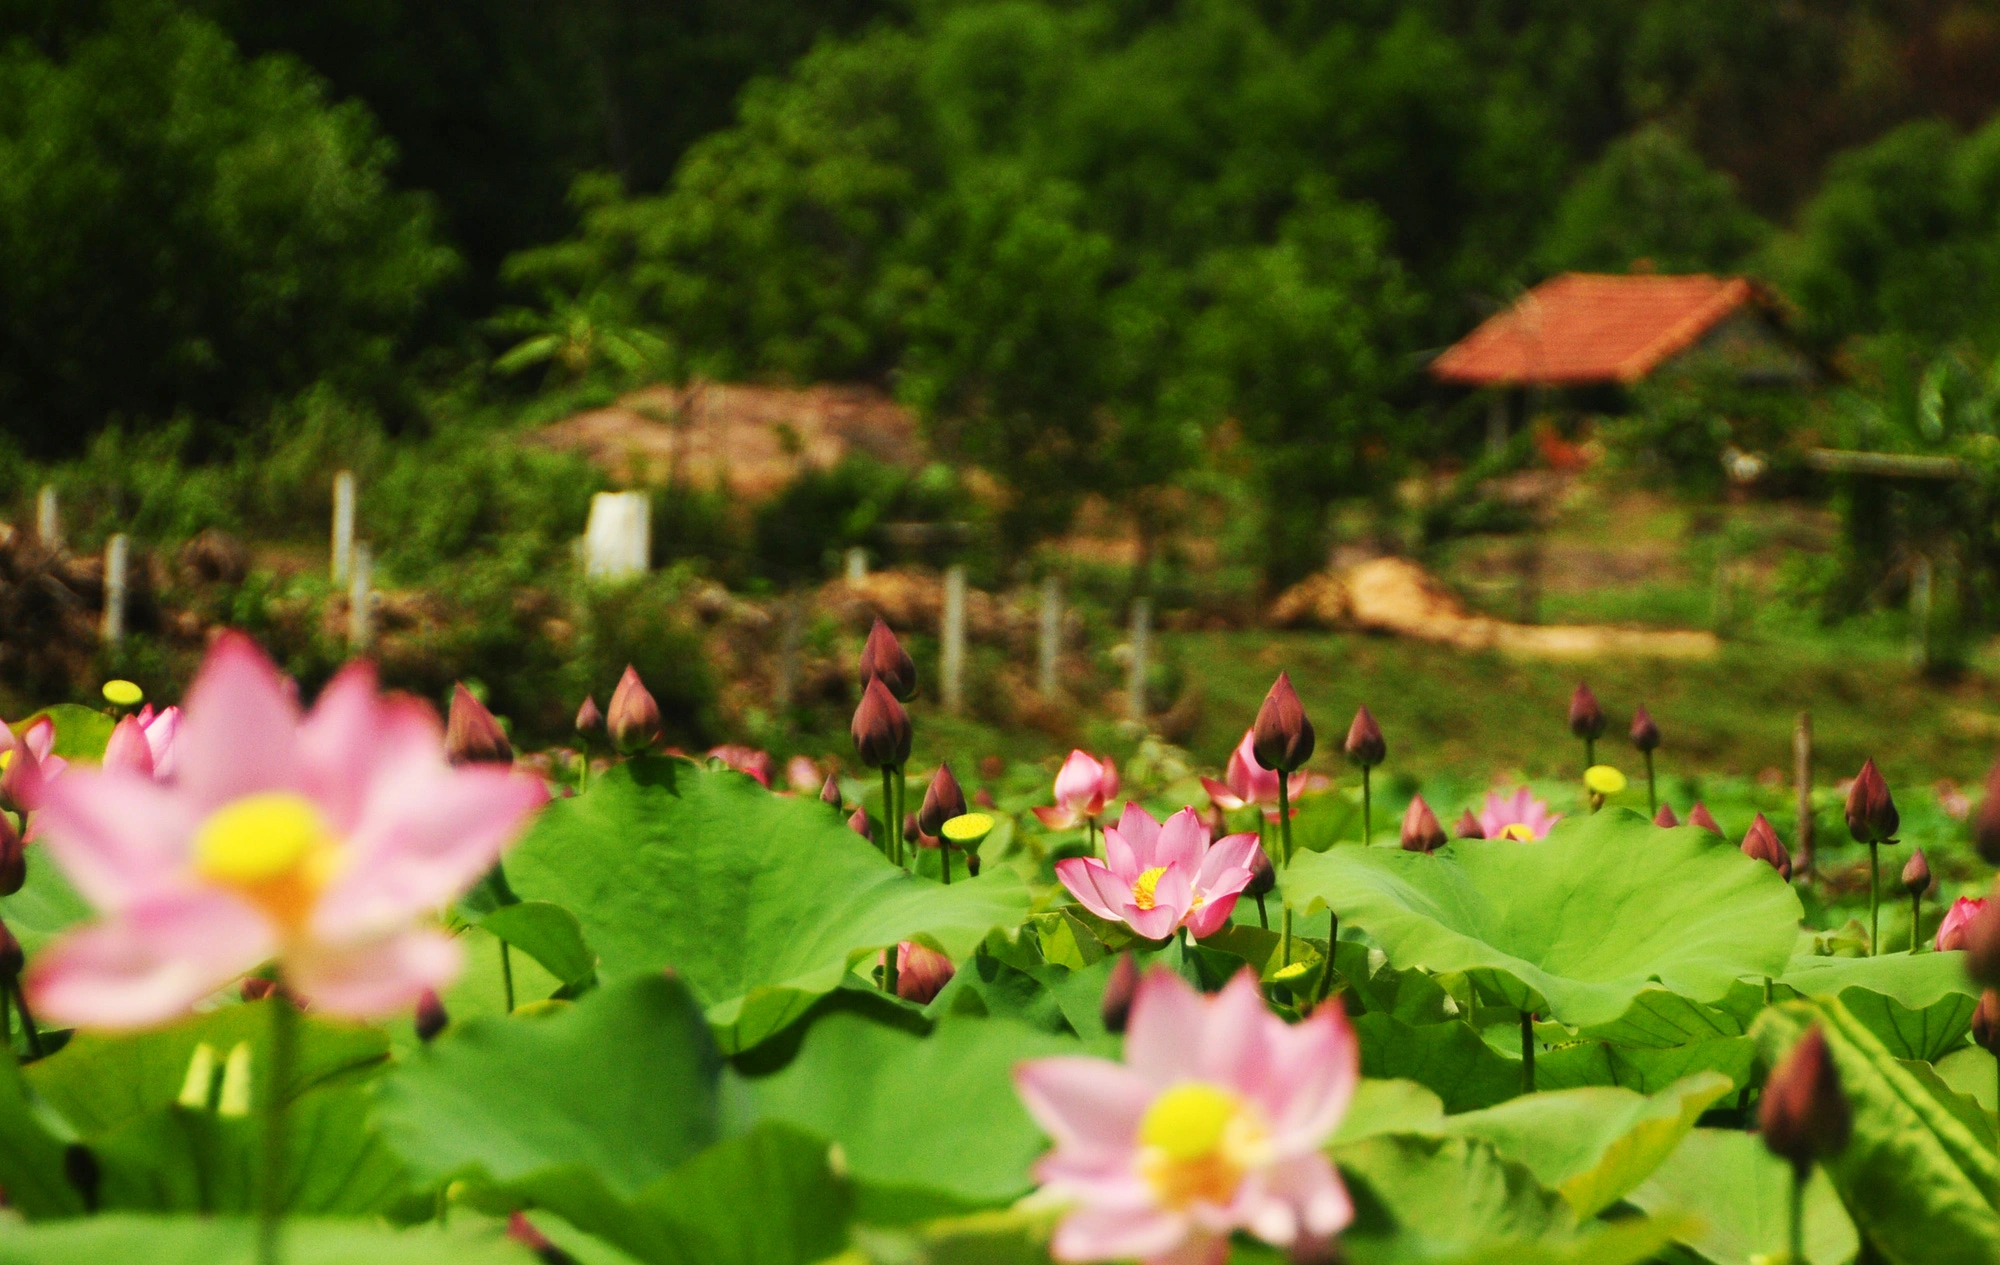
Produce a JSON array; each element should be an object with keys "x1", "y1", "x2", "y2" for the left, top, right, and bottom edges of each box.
[
  {"x1": 193, "y1": 792, "x2": 339, "y2": 929},
  {"x1": 941, "y1": 812, "x2": 994, "y2": 845},
  {"x1": 1498, "y1": 823, "x2": 1537, "y2": 841},
  {"x1": 1132, "y1": 866, "x2": 1168, "y2": 910},
  {"x1": 103, "y1": 679, "x2": 144, "y2": 706},
  {"x1": 1583, "y1": 765, "x2": 1627, "y2": 795},
  {"x1": 1137, "y1": 1083, "x2": 1267, "y2": 1208}
]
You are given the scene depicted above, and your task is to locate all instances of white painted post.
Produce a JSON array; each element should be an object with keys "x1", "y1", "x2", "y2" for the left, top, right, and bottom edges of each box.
[
  {"x1": 331, "y1": 471, "x2": 356, "y2": 584},
  {"x1": 844, "y1": 547, "x2": 868, "y2": 584},
  {"x1": 35, "y1": 486, "x2": 58, "y2": 550},
  {"x1": 348, "y1": 543, "x2": 374, "y2": 651},
  {"x1": 1038, "y1": 575, "x2": 1062, "y2": 700},
  {"x1": 1126, "y1": 597, "x2": 1152, "y2": 722},
  {"x1": 583, "y1": 492, "x2": 651, "y2": 581},
  {"x1": 101, "y1": 533, "x2": 129, "y2": 647},
  {"x1": 942, "y1": 565, "x2": 967, "y2": 715}
]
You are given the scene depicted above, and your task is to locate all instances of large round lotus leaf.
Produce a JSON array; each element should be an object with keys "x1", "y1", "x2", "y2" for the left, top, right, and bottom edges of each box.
[
  {"x1": 1284, "y1": 810, "x2": 1801, "y2": 1029},
  {"x1": 504, "y1": 759, "x2": 1032, "y2": 1052}
]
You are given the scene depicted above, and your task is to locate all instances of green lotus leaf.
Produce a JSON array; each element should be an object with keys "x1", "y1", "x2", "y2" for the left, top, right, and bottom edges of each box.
[
  {"x1": 1355, "y1": 1013, "x2": 1522, "y2": 1112},
  {"x1": 0, "y1": 1215, "x2": 533, "y2": 1264},
  {"x1": 1536, "y1": 1036, "x2": 1754, "y2": 1096},
  {"x1": 0, "y1": 845, "x2": 91, "y2": 959},
  {"x1": 1627, "y1": 1128, "x2": 1859, "y2": 1265},
  {"x1": 1779, "y1": 950, "x2": 1978, "y2": 1062},
  {"x1": 503, "y1": 759, "x2": 1032, "y2": 1052},
  {"x1": 475, "y1": 900, "x2": 597, "y2": 991},
  {"x1": 1331, "y1": 1079, "x2": 1447, "y2": 1144},
  {"x1": 1284, "y1": 810, "x2": 1800, "y2": 1030}
]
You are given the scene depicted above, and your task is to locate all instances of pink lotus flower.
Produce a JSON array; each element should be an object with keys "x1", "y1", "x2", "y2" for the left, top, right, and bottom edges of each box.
[
  {"x1": 103, "y1": 705, "x2": 182, "y2": 781},
  {"x1": 883, "y1": 940, "x2": 955, "y2": 1004},
  {"x1": 1056, "y1": 804, "x2": 1260, "y2": 941},
  {"x1": 0, "y1": 714, "x2": 68, "y2": 810},
  {"x1": 1035, "y1": 751, "x2": 1120, "y2": 829},
  {"x1": 1015, "y1": 967, "x2": 1356, "y2": 1265},
  {"x1": 24, "y1": 634, "x2": 548, "y2": 1027},
  {"x1": 1200, "y1": 730, "x2": 1323, "y2": 820},
  {"x1": 1938, "y1": 896, "x2": 1986, "y2": 952},
  {"x1": 1478, "y1": 787, "x2": 1562, "y2": 842},
  {"x1": 786, "y1": 755, "x2": 822, "y2": 794},
  {"x1": 707, "y1": 744, "x2": 774, "y2": 787}
]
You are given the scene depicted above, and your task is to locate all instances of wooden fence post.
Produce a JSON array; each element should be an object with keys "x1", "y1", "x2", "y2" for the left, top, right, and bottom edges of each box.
[
  {"x1": 1038, "y1": 576, "x2": 1062, "y2": 700},
  {"x1": 35, "y1": 486, "x2": 59, "y2": 550},
  {"x1": 331, "y1": 471, "x2": 356, "y2": 584},
  {"x1": 1794, "y1": 712, "x2": 1815, "y2": 877},
  {"x1": 348, "y1": 543, "x2": 374, "y2": 651},
  {"x1": 941, "y1": 565, "x2": 967, "y2": 715},
  {"x1": 101, "y1": 533, "x2": 128, "y2": 648},
  {"x1": 1127, "y1": 597, "x2": 1152, "y2": 723}
]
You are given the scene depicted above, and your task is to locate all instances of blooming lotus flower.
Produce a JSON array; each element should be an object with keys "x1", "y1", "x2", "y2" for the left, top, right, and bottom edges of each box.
[
  {"x1": 104, "y1": 705, "x2": 183, "y2": 781},
  {"x1": 1034, "y1": 751, "x2": 1120, "y2": 829},
  {"x1": 1056, "y1": 804, "x2": 1259, "y2": 940},
  {"x1": 24, "y1": 634, "x2": 548, "y2": 1027},
  {"x1": 1200, "y1": 731, "x2": 1321, "y2": 820},
  {"x1": 1937, "y1": 896, "x2": 1986, "y2": 952},
  {"x1": 1015, "y1": 967, "x2": 1356, "y2": 1265},
  {"x1": 1478, "y1": 787, "x2": 1562, "y2": 842},
  {"x1": 787, "y1": 755, "x2": 821, "y2": 793},
  {"x1": 707, "y1": 744, "x2": 773, "y2": 787},
  {"x1": 0, "y1": 714, "x2": 69, "y2": 811}
]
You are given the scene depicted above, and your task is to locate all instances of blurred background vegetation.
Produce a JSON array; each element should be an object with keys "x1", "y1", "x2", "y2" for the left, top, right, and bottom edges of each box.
[{"x1": 12, "y1": 0, "x2": 2000, "y2": 796}]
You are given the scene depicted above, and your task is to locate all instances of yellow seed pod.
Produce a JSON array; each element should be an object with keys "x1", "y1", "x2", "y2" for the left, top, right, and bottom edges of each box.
[
  {"x1": 102, "y1": 680, "x2": 144, "y2": 706},
  {"x1": 940, "y1": 812, "x2": 995, "y2": 849},
  {"x1": 1583, "y1": 765, "x2": 1628, "y2": 796}
]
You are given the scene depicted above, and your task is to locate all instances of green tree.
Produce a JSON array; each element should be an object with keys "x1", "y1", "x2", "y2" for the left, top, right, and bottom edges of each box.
[{"x1": 1539, "y1": 124, "x2": 1770, "y2": 274}]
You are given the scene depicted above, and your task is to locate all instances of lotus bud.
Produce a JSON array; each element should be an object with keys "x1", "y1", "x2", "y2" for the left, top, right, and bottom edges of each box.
[
  {"x1": 574, "y1": 694, "x2": 603, "y2": 736},
  {"x1": 847, "y1": 805, "x2": 872, "y2": 842},
  {"x1": 240, "y1": 977, "x2": 276, "y2": 1002},
  {"x1": 1343, "y1": 705, "x2": 1385, "y2": 769},
  {"x1": 1629, "y1": 705, "x2": 1660, "y2": 753},
  {"x1": 446, "y1": 683, "x2": 513, "y2": 767},
  {"x1": 859, "y1": 618, "x2": 917, "y2": 702},
  {"x1": 894, "y1": 942, "x2": 955, "y2": 1004},
  {"x1": 850, "y1": 677, "x2": 912, "y2": 769},
  {"x1": 1653, "y1": 804, "x2": 1680, "y2": 828},
  {"x1": 1902, "y1": 848, "x2": 1933, "y2": 898},
  {"x1": 1102, "y1": 952, "x2": 1139, "y2": 1034},
  {"x1": 0, "y1": 916, "x2": 20, "y2": 978},
  {"x1": 1975, "y1": 990, "x2": 2000, "y2": 1055},
  {"x1": 0, "y1": 813, "x2": 22, "y2": 897},
  {"x1": 819, "y1": 772, "x2": 843, "y2": 807},
  {"x1": 1759, "y1": 1027, "x2": 1851, "y2": 1177},
  {"x1": 1567, "y1": 682, "x2": 1605, "y2": 740},
  {"x1": 1244, "y1": 843, "x2": 1275, "y2": 897},
  {"x1": 1400, "y1": 794, "x2": 1446, "y2": 854},
  {"x1": 1252, "y1": 672, "x2": 1315, "y2": 773},
  {"x1": 1845, "y1": 758, "x2": 1899, "y2": 845},
  {"x1": 919, "y1": 763, "x2": 967, "y2": 837},
  {"x1": 1456, "y1": 810, "x2": 1485, "y2": 839},
  {"x1": 1689, "y1": 802, "x2": 1723, "y2": 836},
  {"x1": 1975, "y1": 760, "x2": 2000, "y2": 865},
  {"x1": 1966, "y1": 901, "x2": 2000, "y2": 988},
  {"x1": 506, "y1": 1211, "x2": 564, "y2": 1264},
  {"x1": 0, "y1": 744, "x2": 46, "y2": 814},
  {"x1": 415, "y1": 989, "x2": 449, "y2": 1043},
  {"x1": 102, "y1": 715, "x2": 155, "y2": 778},
  {"x1": 1741, "y1": 813, "x2": 1791, "y2": 881},
  {"x1": 606, "y1": 666, "x2": 662, "y2": 753},
  {"x1": 974, "y1": 786, "x2": 996, "y2": 809}
]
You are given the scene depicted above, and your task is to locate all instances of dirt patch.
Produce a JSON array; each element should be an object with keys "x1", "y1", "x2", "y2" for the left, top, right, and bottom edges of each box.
[
  {"x1": 1271, "y1": 556, "x2": 1719, "y2": 660},
  {"x1": 531, "y1": 380, "x2": 923, "y2": 496}
]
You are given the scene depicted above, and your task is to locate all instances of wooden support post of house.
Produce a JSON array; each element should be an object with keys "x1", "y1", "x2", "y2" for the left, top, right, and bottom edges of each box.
[
  {"x1": 101, "y1": 533, "x2": 128, "y2": 648},
  {"x1": 348, "y1": 543, "x2": 374, "y2": 651},
  {"x1": 583, "y1": 492, "x2": 651, "y2": 581},
  {"x1": 1038, "y1": 576, "x2": 1062, "y2": 700},
  {"x1": 941, "y1": 565, "x2": 967, "y2": 716},
  {"x1": 1793, "y1": 711, "x2": 1814, "y2": 877},
  {"x1": 1486, "y1": 390, "x2": 1509, "y2": 456},
  {"x1": 1127, "y1": 597, "x2": 1152, "y2": 723},
  {"x1": 36, "y1": 486, "x2": 59, "y2": 550},
  {"x1": 775, "y1": 597, "x2": 800, "y2": 715},
  {"x1": 332, "y1": 471, "x2": 356, "y2": 584}
]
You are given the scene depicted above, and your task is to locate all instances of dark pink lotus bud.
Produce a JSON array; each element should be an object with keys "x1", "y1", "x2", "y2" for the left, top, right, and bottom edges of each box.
[
  {"x1": 974, "y1": 786, "x2": 996, "y2": 809},
  {"x1": 241, "y1": 977, "x2": 276, "y2": 1002},
  {"x1": 1975, "y1": 761, "x2": 2000, "y2": 865},
  {"x1": 1343, "y1": 705, "x2": 1385, "y2": 769},
  {"x1": 415, "y1": 989, "x2": 449, "y2": 1043},
  {"x1": 607, "y1": 666, "x2": 662, "y2": 753},
  {"x1": 102, "y1": 715, "x2": 155, "y2": 778},
  {"x1": 894, "y1": 942, "x2": 955, "y2": 1004},
  {"x1": 575, "y1": 695, "x2": 603, "y2": 735},
  {"x1": 1902, "y1": 848, "x2": 1932, "y2": 897},
  {"x1": 1244, "y1": 843, "x2": 1275, "y2": 897},
  {"x1": 1966, "y1": 901, "x2": 2000, "y2": 988},
  {"x1": 1689, "y1": 802, "x2": 1723, "y2": 836},
  {"x1": 1252, "y1": 672, "x2": 1315, "y2": 773},
  {"x1": 1102, "y1": 952, "x2": 1139, "y2": 1034},
  {"x1": 446, "y1": 684, "x2": 513, "y2": 767},
  {"x1": 819, "y1": 772, "x2": 843, "y2": 807},
  {"x1": 1456, "y1": 810, "x2": 1485, "y2": 839},
  {"x1": 1653, "y1": 804, "x2": 1680, "y2": 828},
  {"x1": 0, "y1": 917, "x2": 20, "y2": 978},
  {"x1": 859, "y1": 618, "x2": 917, "y2": 702},
  {"x1": 1760, "y1": 1027, "x2": 1850, "y2": 1177},
  {"x1": 1975, "y1": 990, "x2": 2000, "y2": 1055},
  {"x1": 0, "y1": 813, "x2": 21, "y2": 897},
  {"x1": 1568, "y1": 683, "x2": 1605, "y2": 740},
  {"x1": 1845, "y1": 758, "x2": 1899, "y2": 845},
  {"x1": 851, "y1": 677, "x2": 911, "y2": 769},
  {"x1": 1741, "y1": 813, "x2": 1791, "y2": 880},
  {"x1": 1400, "y1": 795, "x2": 1446, "y2": 853},
  {"x1": 1630, "y1": 705, "x2": 1660, "y2": 752},
  {"x1": 919, "y1": 763, "x2": 967, "y2": 837},
  {"x1": 847, "y1": 806, "x2": 872, "y2": 841}
]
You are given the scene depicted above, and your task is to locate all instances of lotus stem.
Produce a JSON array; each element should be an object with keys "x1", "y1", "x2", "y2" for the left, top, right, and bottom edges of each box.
[
  {"x1": 881, "y1": 766, "x2": 897, "y2": 867},
  {"x1": 1583, "y1": 736, "x2": 1595, "y2": 774},
  {"x1": 1255, "y1": 894, "x2": 1267, "y2": 929},
  {"x1": 1520, "y1": 1010, "x2": 1535, "y2": 1095},
  {"x1": 1360, "y1": 766, "x2": 1371, "y2": 844},
  {"x1": 259, "y1": 985, "x2": 300, "y2": 1265},
  {"x1": 1868, "y1": 842, "x2": 1880, "y2": 956},
  {"x1": 940, "y1": 844, "x2": 952, "y2": 885},
  {"x1": 894, "y1": 766, "x2": 908, "y2": 870},
  {"x1": 9, "y1": 978, "x2": 42, "y2": 1060},
  {"x1": 499, "y1": 943, "x2": 515, "y2": 1014},
  {"x1": 1643, "y1": 750, "x2": 1655, "y2": 815},
  {"x1": 1911, "y1": 891, "x2": 1922, "y2": 954},
  {"x1": 1277, "y1": 776, "x2": 1294, "y2": 967},
  {"x1": 883, "y1": 945, "x2": 899, "y2": 997},
  {"x1": 1, "y1": 978, "x2": 9, "y2": 1048},
  {"x1": 1788, "y1": 1167, "x2": 1805, "y2": 1265}
]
